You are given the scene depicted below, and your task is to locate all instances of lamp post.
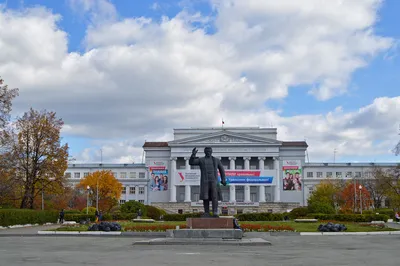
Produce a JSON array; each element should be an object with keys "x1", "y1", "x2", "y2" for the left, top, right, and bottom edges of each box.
[
  {"x1": 86, "y1": 185, "x2": 90, "y2": 215},
  {"x1": 359, "y1": 185, "x2": 363, "y2": 214}
]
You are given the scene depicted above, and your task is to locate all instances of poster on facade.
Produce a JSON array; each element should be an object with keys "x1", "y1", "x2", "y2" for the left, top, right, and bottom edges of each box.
[
  {"x1": 176, "y1": 170, "x2": 274, "y2": 186},
  {"x1": 282, "y1": 160, "x2": 302, "y2": 191},
  {"x1": 149, "y1": 161, "x2": 169, "y2": 192}
]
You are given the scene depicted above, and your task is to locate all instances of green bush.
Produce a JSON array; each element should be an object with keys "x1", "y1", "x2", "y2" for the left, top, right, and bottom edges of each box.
[
  {"x1": 308, "y1": 213, "x2": 389, "y2": 222},
  {"x1": 81, "y1": 207, "x2": 97, "y2": 214},
  {"x1": 0, "y1": 209, "x2": 58, "y2": 227},
  {"x1": 163, "y1": 213, "x2": 202, "y2": 221},
  {"x1": 375, "y1": 208, "x2": 395, "y2": 218},
  {"x1": 145, "y1": 205, "x2": 167, "y2": 220},
  {"x1": 64, "y1": 209, "x2": 81, "y2": 214},
  {"x1": 120, "y1": 201, "x2": 147, "y2": 216},
  {"x1": 288, "y1": 207, "x2": 309, "y2": 219},
  {"x1": 236, "y1": 213, "x2": 284, "y2": 221},
  {"x1": 110, "y1": 212, "x2": 136, "y2": 220},
  {"x1": 64, "y1": 213, "x2": 96, "y2": 223},
  {"x1": 308, "y1": 202, "x2": 335, "y2": 214}
]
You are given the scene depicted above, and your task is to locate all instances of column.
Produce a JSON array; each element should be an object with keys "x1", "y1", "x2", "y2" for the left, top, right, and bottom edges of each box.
[
  {"x1": 184, "y1": 157, "x2": 191, "y2": 202},
  {"x1": 229, "y1": 184, "x2": 236, "y2": 202},
  {"x1": 258, "y1": 157, "x2": 266, "y2": 202},
  {"x1": 125, "y1": 185, "x2": 129, "y2": 201},
  {"x1": 143, "y1": 185, "x2": 147, "y2": 204},
  {"x1": 170, "y1": 157, "x2": 177, "y2": 202},
  {"x1": 135, "y1": 185, "x2": 139, "y2": 201},
  {"x1": 244, "y1": 185, "x2": 251, "y2": 202},
  {"x1": 229, "y1": 157, "x2": 236, "y2": 170},
  {"x1": 228, "y1": 157, "x2": 236, "y2": 202},
  {"x1": 274, "y1": 157, "x2": 281, "y2": 202},
  {"x1": 244, "y1": 157, "x2": 251, "y2": 170}
]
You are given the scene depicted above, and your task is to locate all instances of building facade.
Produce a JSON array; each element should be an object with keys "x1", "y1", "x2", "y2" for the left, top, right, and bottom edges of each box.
[
  {"x1": 65, "y1": 163, "x2": 149, "y2": 205},
  {"x1": 65, "y1": 127, "x2": 399, "y2": 214}
]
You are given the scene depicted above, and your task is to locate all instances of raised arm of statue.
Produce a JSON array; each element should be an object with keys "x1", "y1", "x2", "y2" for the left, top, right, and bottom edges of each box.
[{"x1": 189, "y1": 147, "x2": 200, "y2": 165}]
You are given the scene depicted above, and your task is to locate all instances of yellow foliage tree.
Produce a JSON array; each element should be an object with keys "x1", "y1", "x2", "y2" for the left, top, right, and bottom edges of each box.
[{"x1": 76, "y1": 170, "x2": 122, "y2": 212}]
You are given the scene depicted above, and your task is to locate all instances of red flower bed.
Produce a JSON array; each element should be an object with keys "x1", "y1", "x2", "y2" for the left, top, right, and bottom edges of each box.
[{"x1": 240, "y1": 223, "x2": 295, "y2": 232}]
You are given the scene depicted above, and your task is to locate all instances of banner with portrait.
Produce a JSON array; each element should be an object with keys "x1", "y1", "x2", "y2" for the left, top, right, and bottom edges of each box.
[
  {"x1": 282, "y1": 160, "x2": 302, "y2": 191},
  {"x1": 149, "y1": 161, "x2": 169, "y2": 192}
]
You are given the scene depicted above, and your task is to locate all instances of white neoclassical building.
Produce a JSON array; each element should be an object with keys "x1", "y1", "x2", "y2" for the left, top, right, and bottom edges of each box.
[
  {"x1": 144, "y1": 127, "x2": 307, "y2": 214},
  {"x1": 65, "y1": 127, "x2": 399, "y2": 214}
]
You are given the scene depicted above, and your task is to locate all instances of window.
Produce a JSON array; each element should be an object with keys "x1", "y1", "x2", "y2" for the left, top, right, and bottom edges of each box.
[
  {"x1": 346, "y1": 172, "x2": 352, "y2": 178},
  {"x1": 74, "y1": 172, "x2": 80, "y2": 179},
  {"x1": 192, "y1": 209, "x2": 198, "y2": 213},
  {"x1": 365, "y1": 172, "x2": 372, "y2": 178},
  {"x1": 250, "y1": 193, "x2": 257, "y2": 202},
  {"x1": 139, "y1": 172, "x2": 145, "y2": 179},
  {"x1": 355, "y1": 172, "x2": 362, "y2": 178},
  {"x1": 223, "y1": 165, "x2": 229, "y2": 169},
  {"x1": 236, "y1": 165, "x2": 243, "y2": 170},
  {"x1": 336, "y1": 172, "x2": 342, "y2": 178},
  {"x1": 178, "y1": 209, "x2": 183, "y2": 214},
  {"x1": 119, "y1": 200, "x2": 126, "y2": 205},
  {"x1": 129, "y1": 172, "x2": 136, "y2": 178},
  {"x1": 221, "y1": 208, "x2": 228, "y2": 215},
  {"x1": 326, "y1": 172, "x2": 333, "y2": 178},
  {"x1": 112, "y1": 172, "x2": 117, "y2": 178},
  {"x1": 307, "y1": 172, "x2": 313, "y2": 178},
  {"x1": 309, "y1": 186, "x2": 315, "y2": 193},
  {"x1": 120, "y1": 172, "x2": 127, "y2": 179},
  {"x1": 84, "y1": 172, "x2": 89, "y2": 177},
  {"x1": 179, "y1": 166, "x2": 185, "y2": 169},
  {"x1": 250, "y1": 165, "x2": 257, "y2": 170},
  {"x1": 139, "y1": 187, "x2": 145, "y2": 194},
  {"x1": 193, "y1": 193, "x2": 200, "y2": 202},
  {"x1": 237, "y1": 209, "x2": 243, "y2": 214},
  {"x1": 129, "y1": 187, "x2": 136, "y2": 194},
  {"x1": 122, "y1": 187, "x2": 126, "y2": 194},
  {"x1": 139, "y1": 200, "x2": 144, "y2": 204},
  {"x1": 316, "y1": 172, "x2": 323, "y2": 178},
  {"x1": 65, "y1": 172, "x2": 71, "y2": 178}
]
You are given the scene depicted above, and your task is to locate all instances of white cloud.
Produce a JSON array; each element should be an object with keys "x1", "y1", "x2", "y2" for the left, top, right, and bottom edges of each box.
[{"x1": 0, "y1": 1, "x2": 397, "y2": 163}]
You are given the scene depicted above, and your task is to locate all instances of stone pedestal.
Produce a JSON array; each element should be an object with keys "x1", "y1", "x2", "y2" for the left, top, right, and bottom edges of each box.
[{"x1": 187, "y1": 218, "x2": 233, "y2": 229}]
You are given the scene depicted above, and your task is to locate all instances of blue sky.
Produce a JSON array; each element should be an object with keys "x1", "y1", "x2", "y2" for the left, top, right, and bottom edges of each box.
[{"x1": 1, "y1": 0, "x2": 399, "y2": 163}]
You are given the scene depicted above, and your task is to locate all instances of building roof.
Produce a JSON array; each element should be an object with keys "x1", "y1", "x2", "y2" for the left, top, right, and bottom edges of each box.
[
  {"x1": 281, "y1": 141, "x2": 308, "y2": 147},
  {"x1": 67, "y1": 163, "x2": 146, "y2": 169},
  {"x1": 143, "y1": 142, "x2": 169, "y2": 148}
]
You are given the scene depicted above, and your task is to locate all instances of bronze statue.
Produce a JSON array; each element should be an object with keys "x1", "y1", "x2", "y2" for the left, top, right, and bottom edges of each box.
[{"x1": 189, "y1": 147, "x2": 226, "y2": 217}]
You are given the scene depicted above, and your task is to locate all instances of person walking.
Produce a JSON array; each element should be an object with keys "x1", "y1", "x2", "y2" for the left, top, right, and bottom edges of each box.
[{"x1": 59, "y1": 209, "x2": 65, "y2": 224}]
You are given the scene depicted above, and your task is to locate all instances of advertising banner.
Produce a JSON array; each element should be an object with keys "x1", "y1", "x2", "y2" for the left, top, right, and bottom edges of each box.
[
  {"x1": 149, "y1": 161, "x2": 169, "y2": 192},
  {"x1": 191, "y1": 202, "x2": 260, "y2": 207},
  {"x1": 282, "y1": 160, "x2": 302, "y2": 191},
  {"x1": 176, "y1": 170, "x2": 274, "y2": 186}
]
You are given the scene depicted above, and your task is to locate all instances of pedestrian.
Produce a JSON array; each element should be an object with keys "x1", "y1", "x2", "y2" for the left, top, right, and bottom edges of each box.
[
  {"x1": 95, "y1": 209, "x2": 99, "y2": 222},
  {"x1": 59, "y1": 209, "x2": 65, "y2": 224},
  {"x1": 395, "y1": 212, "x2": 400, "y2": 222}
]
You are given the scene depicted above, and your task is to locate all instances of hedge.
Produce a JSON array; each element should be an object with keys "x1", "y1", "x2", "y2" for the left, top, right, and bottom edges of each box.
[
  {"x1": 0, "y1": 209, "x2": 58, "y2": 227},
  {"x1": 163, "y1": 213, "x2": 202, "y2": 221},
  {"x1": 145, "y1": 205, "x2": 167, "y2": 221},
  {"x1": 64, "y1": 213, "x2": 96, "y2": 223},
  {"x1": 288, "y1": 207, "x2": 309, "y2": 219},
  {"x1": 236, "y1": 213, "x2": 284, "y2": 221},
  {"x1": 307, "y1": 213, "x2": 390, "y2": 222}
]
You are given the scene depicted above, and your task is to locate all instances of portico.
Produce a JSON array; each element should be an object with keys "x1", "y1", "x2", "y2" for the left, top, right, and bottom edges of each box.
[{"x1": 144, "y1": 127, "x2": 308, "y2": 213}]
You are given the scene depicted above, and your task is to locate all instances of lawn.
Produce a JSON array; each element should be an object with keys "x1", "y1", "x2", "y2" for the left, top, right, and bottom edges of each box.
[{"x1": 53, "y1": 220, "x2": 398, "y2": 232}]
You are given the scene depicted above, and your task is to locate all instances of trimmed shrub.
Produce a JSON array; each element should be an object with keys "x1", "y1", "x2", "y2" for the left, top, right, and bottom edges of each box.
[
  {"x1": 145, "y1": 205, "x2": 167, "y2": 220},
  {"x1": 120, "y1": 201, "x2": 147, "y2": 216},
  {"x1": 0, "y1": 209, "x2": 58, "y2": 227},
  {"x1": 64, "y1": 213, "x2": 96, "y2": 223},
  {"x1": 109, "y1": 212, "x2": 136, "y2": 221},
  {"x1": 308, "y1": 202, "x2": 335, "y2": 214},
  {"x1": 375, "y1": 208, "x2": 395, "y2": 219},
  {"x1": 81, "y1": 207, "x2": 97, "y2": 214},
  {"x1": 163, "y1": 213, "x2": 202, "y2": 221},
  {"x1": 236, "y1": 213, "x2": 284, "y2": 221},
  {"x1": 288, "y1": 207, "x2": 309, "y2": 219},
  {"x1": 308, "y1": 213, "x2": 389, "y2": 222}
]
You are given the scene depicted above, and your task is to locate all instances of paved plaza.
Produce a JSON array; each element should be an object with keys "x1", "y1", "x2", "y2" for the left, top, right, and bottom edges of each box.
[{"x1": 0, "y1": 234, "x2": 399, "y2": 266}]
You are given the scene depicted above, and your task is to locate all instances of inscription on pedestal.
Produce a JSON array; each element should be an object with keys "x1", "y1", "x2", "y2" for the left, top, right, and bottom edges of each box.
[{"x1": 187, "y1": 218, "x2": 234, "y2": 229}]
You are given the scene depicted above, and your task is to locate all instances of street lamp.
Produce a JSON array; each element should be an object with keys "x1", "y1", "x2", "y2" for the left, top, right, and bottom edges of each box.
[
  {"x1": 359, "y1": 185, "x2": 363, "y2": 214},
  {"x1": 86, "y1": 185, "x2": 90, "y2": 215}
]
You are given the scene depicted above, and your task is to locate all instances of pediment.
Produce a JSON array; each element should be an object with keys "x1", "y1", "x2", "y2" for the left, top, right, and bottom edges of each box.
[{"x1": 168, "y1": 131, "x2": 282, "y2": 146}]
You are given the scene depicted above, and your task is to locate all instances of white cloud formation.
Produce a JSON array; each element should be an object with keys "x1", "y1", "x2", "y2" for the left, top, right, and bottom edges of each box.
[{"x1": 0, "y1": 0, "x2": 397, "y2": 163}]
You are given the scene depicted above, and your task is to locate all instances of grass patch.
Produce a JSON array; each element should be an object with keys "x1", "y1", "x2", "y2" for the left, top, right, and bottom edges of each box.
[{"x1": 51, "y1": 220, "x2": 399, "y2": 232}]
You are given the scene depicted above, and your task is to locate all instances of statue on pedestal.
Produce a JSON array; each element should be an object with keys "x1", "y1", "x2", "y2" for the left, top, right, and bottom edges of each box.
[{"x1": 189, "y1": 147, "x2": 226, "y2": 217}]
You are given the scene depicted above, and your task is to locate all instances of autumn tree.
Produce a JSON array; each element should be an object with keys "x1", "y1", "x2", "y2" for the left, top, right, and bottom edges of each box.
[
  {"x1": 0, "y1": 77, "x2": 19, "y2": 129},
  {"x1": 308, "y1": 179, "x2": 343, "y2": 214},
  {"x1": 382, "y1": 165, "x2": 400, "y2": 209},
  {"x1": 0, "y1": 108, "x2": 69, "y2": 209},
  {"x1": 363, "y1": 167, "x2": 390, "y2": 209},
  {"x1": 76, "y1": 170, "x2": 122, "y2": 212},
  {"x1": 340, "y1": 182, "x2": 373, "y2": 212}
]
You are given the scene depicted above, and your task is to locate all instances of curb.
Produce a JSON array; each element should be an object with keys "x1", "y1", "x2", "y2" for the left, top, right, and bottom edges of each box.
[
  {"x1": 38, "y1": 231, "x2": 122, "y2": 236},
  {"x1": 300, "y1": 231, "x2": 400, "y2": 236}
]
